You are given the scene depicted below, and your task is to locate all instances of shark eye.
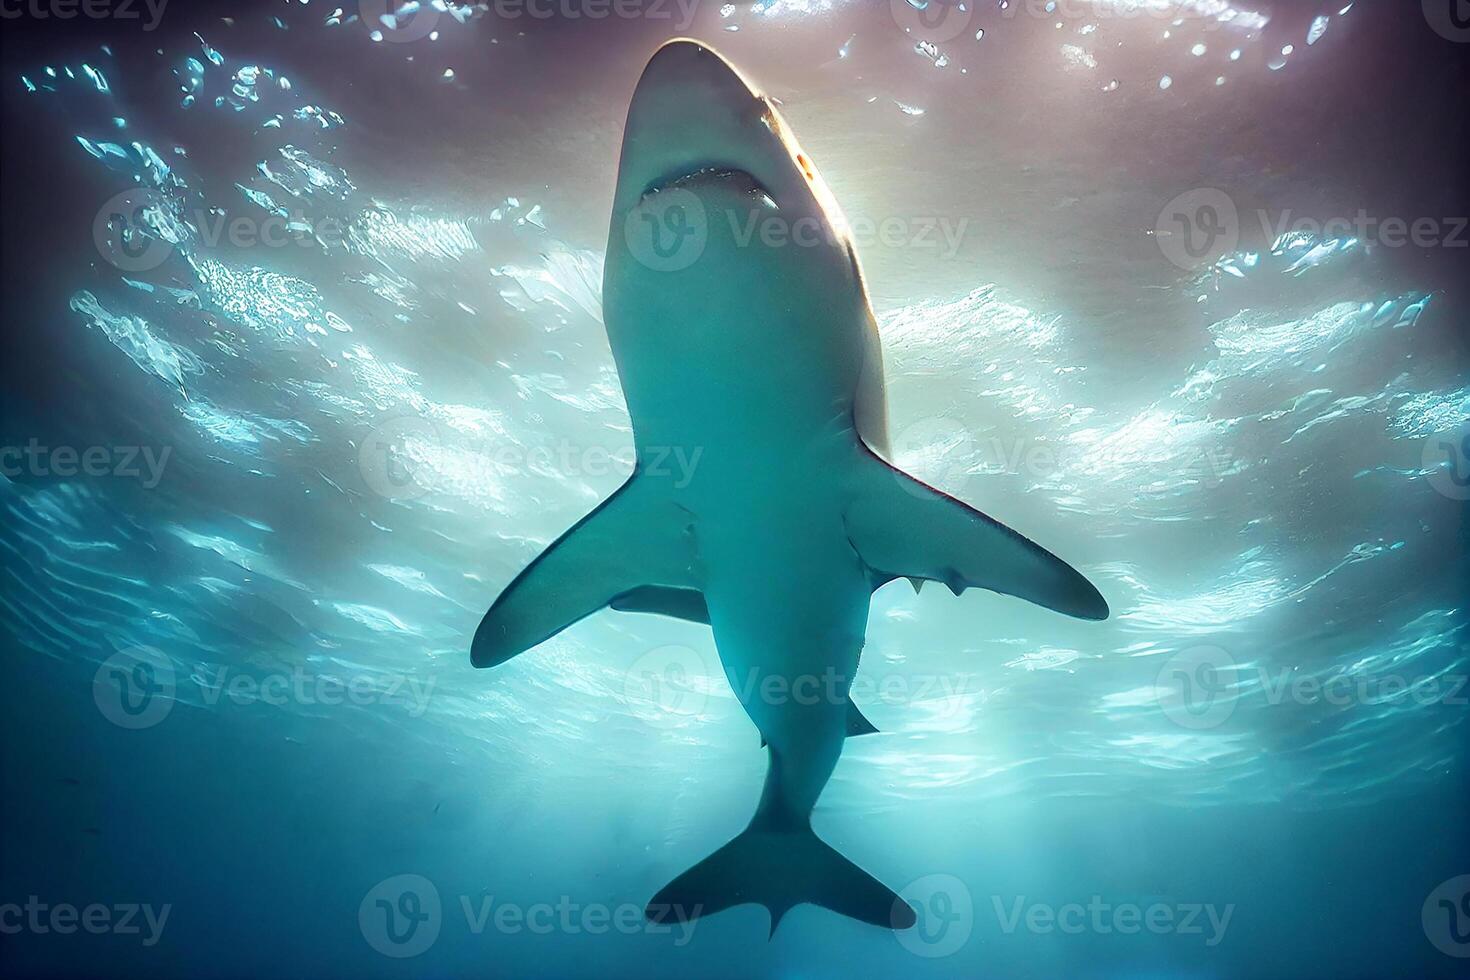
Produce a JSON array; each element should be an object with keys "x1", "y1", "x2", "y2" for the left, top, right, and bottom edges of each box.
[{"x1": 796, "y1": 153, "x2": 815, "y2": 181}]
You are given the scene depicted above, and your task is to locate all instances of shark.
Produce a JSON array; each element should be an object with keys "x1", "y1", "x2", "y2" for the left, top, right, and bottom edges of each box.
[{"x1": 471, "y1": 39, "x2": 1108, "y2": 933}]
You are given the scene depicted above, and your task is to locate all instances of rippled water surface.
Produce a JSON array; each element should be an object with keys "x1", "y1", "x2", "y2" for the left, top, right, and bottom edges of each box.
[{"x1": 3, "y1": 2, "x2": 1468, "y2": 978}]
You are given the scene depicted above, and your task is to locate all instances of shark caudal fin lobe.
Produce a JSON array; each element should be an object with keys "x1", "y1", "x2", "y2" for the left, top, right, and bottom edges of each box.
[
  {"x1": 846, "y1": 445, "x2": 1109, "y2": 621},
  {"x1": 470, "y1": 473, "x2": 702, "y2": 668},
  {"x1": 647, "y1": 824, "x2": 917, "y2": 935}
]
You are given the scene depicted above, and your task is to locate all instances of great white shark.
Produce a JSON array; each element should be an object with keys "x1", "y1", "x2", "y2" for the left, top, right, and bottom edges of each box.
[{"x1": 472, "y1": 39, "x2": 1108, "y2": 933}]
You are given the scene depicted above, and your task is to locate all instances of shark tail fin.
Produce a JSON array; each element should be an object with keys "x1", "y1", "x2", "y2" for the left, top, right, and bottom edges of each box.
[{"x1": 646, "y1": 824, "x2": 917, "y2": 935}]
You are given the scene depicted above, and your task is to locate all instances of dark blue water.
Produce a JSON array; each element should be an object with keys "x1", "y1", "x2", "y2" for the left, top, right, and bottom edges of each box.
[{"x1": 3, "y1": 2, "x2": 1468, "y2": 977}]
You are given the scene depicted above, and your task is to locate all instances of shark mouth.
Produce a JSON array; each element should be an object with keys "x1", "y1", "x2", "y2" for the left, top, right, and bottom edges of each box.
[{"x1": 638, "y1": 167, "x2": 777, "y2": 209}]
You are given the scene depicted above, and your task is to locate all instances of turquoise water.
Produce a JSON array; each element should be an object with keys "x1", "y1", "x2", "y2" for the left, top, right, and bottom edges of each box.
[{"x1": 3, "y1": 2, "x2": 1468, "y2": 977}]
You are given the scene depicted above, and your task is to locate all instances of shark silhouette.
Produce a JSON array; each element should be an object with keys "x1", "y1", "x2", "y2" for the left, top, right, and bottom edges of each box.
[{"x1": 471, "y1": 39, "x2": 1108, "y2": 934}]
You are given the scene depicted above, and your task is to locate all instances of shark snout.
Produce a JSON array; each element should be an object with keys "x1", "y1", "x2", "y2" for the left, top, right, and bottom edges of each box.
[
  {"x1": 634, "y1": 39, "x2": 757, "y2": 121},
  {"x1": 615, "y1": 40, "x2": 779, "y2": 211}
]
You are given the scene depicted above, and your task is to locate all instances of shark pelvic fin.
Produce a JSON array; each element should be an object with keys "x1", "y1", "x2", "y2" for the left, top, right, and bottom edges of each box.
[
  {"x1": 609, "y1": 585, "x2": 711, "y2": 625},
  {"x1": 471, "y1": 473, "x2": 701, "y2": 668},
  {"x1": 759, "y1": 700, "x2": 878, "y2": 748},
  {"x1": 646, "y1": 823, "x2": 917, "y2": 935},
  {"x1": 846, "y1": 444, "x2": 1109, "y2": 621}
]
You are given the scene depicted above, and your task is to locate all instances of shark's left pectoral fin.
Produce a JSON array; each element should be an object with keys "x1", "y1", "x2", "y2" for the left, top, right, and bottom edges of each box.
[
  {"x1": 471, "y1": 473, "x2": 702, "y2": 668},
  {"x1": 845, "y1": 446, "x2": 1109, "y2": 621}
]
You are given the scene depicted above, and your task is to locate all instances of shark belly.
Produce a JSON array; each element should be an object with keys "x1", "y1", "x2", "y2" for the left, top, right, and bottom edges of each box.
[
  {"x1": 690, "y1": 451, "x2": 869, "y2": 743},
  {"x1": 702, "y1": 520, "x2": 868, "y2": 821},
  {"x1": 603, "y1": 179, "x2": 876, "y2": 464}
]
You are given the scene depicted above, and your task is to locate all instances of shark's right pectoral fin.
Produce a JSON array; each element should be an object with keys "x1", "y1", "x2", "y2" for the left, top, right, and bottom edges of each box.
[
  {"x1": 845, "y1": 445, "x2": 1108, "y2": 621},
  {"x1": 471, "y1": 474, "x2": 702, "y2": 668}
]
